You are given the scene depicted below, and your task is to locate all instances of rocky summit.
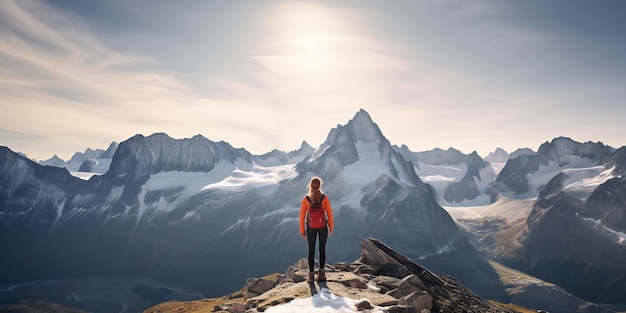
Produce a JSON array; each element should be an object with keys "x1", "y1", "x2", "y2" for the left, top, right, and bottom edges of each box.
[{"x1": 145, "y1": 238, "x2": 519, "y2": 313}]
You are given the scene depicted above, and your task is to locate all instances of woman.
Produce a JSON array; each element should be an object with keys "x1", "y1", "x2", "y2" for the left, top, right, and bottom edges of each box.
[{"x1": 299, "y1": 176, "x2": 334, "y2": 283}]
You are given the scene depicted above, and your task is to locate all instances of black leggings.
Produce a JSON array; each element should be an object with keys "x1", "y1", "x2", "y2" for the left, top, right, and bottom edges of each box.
[{"x1": 306, "y1": 227, "x2": 328, "y2": 273}]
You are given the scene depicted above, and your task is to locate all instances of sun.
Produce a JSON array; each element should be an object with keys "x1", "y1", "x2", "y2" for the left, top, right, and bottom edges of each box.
[
  {"x1": 293, "y1": 31, "x2": 331, "y2": 72},
  {"x1": 260, "y1": 2, "x2": 347, "y2": 74}
]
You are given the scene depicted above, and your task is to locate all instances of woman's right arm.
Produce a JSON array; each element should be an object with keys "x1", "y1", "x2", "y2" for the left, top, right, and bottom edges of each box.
[{"x1": 299, "y1": 197, "x2": 307, "y2": 237}]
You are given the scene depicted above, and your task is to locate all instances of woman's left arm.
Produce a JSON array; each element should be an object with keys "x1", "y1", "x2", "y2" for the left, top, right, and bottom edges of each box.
[{"x1": 324, "y1": 196, "x2": 334, "y2": 235}]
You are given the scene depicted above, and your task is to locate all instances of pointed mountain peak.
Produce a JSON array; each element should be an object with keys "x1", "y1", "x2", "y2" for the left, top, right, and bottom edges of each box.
[
  {"x1": 494, "y1": 147, "x2": 508, "y2": 154},
  {"x1": 288, "y1": 141, "x2": 315, "y2": 158},
  {"x1": 468, "y1": 151, "x2": 481, "y2": 159},
  {"x1": 100, "y1": 142, "x2": 119, "y2": 159},
  {"x1": 485, "y1": 147, "x2": 509, "y2": 163},
  {"x1": 299, "y1": 140, "x2": 313, "y2": 151},
  {"x1": 50, "y1": 154, "x2": 64, "y2": 161},
  {"x1": 465, "y1": 151, "x2": 489, "y2": 173},
  {"x1": 346, "y1": 109, "x2": 384, "y2": 143},
  {"x1": 294, "y1": 109, "x2": 421, "y2": 187},
  {"x1": 39, "y1": 154, "x2": 66, "y2": 166},
  {"x1": 353, "y1": 108, "x2": 373, "y2": 121}
]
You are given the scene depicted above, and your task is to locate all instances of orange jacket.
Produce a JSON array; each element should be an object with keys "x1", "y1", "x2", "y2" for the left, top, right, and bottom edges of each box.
[{"x1": 299, "y1": 195, "x2": 334, "y2": 235}]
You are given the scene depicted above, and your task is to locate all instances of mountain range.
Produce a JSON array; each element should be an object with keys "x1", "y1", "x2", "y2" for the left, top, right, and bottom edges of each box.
[{"x1": 1, "y1": 109, "x2": 625, "y2": 313}]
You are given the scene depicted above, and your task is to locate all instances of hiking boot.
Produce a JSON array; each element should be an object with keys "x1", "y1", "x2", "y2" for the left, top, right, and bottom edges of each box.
[
  {"x1": 317, "y1": 269, "x2": 326, "y2": 282},
  {"x1": 308, "y1": 272, "x2": 314, "y2": 283}
]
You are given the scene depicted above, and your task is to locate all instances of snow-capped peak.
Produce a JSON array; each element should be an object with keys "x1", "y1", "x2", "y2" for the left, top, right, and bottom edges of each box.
[
  {"x1": 293, "y1": 109, "x2": 421, "y2": 197},
  {"x1": 346, "y1": 109, "x2": 385, "y2": 143},
  {"x1": 105, "y1": 133, "x2": 256, "y2": 187},
  {"x1": 538, "y1": 137, "x2": 612, "y2": 166}
]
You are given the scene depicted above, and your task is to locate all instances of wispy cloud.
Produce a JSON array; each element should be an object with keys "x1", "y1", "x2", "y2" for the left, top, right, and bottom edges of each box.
[
  {"x1": 0, "y1": 128, "x2": 46, "y2": 142},
  {"x1": 0, "y1": 0, "x2": 225, "y2": 159}
]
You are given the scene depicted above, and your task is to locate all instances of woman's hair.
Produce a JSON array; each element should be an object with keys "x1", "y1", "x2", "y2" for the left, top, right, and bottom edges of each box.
[{"x1": 307, "y1": 176, "x2": 323, "y2": 204}]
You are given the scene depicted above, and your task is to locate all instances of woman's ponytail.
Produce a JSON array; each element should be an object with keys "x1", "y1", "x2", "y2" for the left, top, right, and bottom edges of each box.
[{"x1": 308, "y1": 177, "x2": 323, "y2": 204}]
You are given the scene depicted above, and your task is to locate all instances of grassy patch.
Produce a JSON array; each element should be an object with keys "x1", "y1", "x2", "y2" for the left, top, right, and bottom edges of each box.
[{"x1": 491, "y1": 300, "x2": 537, "y2": 313}]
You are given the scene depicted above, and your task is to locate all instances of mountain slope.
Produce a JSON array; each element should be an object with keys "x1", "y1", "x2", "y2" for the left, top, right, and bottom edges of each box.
[
  {"x1": 455, "y1": 143, "x2": 626, "y2": 304},
  {"x1": 502, "y1": 176, "x2": 626, "y2": 304}
]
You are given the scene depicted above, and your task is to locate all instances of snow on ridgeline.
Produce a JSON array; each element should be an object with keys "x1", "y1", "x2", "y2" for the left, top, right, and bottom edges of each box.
[
  {"x1": 132, "y1": 161, "x2": 296, "y2": 221},
  {"x1": 138, "y1": 161, "x2": 297, "y2": 208},
  {"x1": 202, "y1": 163, "x2": 297, "y2": 191},
  {"x1": 342, "y1": 142, "x2": 404, "y2": 187},
  {"x1": 524, "y1": 156, "x2": 614, "y2": 199},
  {"x1": 578, "y1": 214, "x2": 626, "y2": 246},
  {"x1": 336, "y1": 141, "x2": 418, "y2": 210}
]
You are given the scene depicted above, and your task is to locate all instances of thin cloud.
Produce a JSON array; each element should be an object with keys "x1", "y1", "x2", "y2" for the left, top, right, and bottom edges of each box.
[
  {"x1": 0, "y1": 0, "x2": 223, "y2": 159},
  {"x1": 0, "y1": 128, "x2": 46, "y2": 142}
]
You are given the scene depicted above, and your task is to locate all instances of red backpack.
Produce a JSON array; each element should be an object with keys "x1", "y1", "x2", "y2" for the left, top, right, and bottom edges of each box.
[{"x1": 306, "y1": 194, "x2": 326, "y2": 229}]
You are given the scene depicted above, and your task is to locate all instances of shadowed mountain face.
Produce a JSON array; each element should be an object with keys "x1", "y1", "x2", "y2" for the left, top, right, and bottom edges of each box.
[
  {"x1": 399, "y1": 136, "x2": 626, "y2": 306},
  {"x1": 495, "y1": 173, "x2": 626, "y2": 304},
  {"x1": 583, "y1": 176, "x2": 626, "y2": 232},
  {"x1": 0, "y1": 110, "x2": 502, "y2": 303}
]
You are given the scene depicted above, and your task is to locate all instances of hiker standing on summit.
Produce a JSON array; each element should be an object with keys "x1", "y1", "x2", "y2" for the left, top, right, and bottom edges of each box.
[{"x1": 299, "y1": 176, "x2": 334, "y2": 283}]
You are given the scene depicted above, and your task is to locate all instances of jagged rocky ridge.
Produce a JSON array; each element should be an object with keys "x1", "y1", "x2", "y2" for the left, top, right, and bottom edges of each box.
[
  {"x1": 38, "y1": 141, "x2": 119, "y2": 175},
  {"x1": 146, "y1": 238, "x2": 518, "y2": 313},
  {"x1": 493, "y1": 137, "x2": 616, "y2": 196},
  {"x1": 396, "y1": 146, "x2": 498, "y2": 205}
]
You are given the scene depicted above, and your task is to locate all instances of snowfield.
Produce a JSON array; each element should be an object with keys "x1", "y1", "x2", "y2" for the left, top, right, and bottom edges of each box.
[
  {"x1": 524, "y1": 156, "x2": 613, "y2": 199},
  {"x1": 202, "y1": 163, "x2": 297, "y2": 191},
  {"x1": 443, "y1": 197, "x2": 535, "y2": 224},
  {"x1": 417, "y1": 161, "x2": 497, "y2": 207},
  {"x1": 265, "y1": 288, "x2": 385, "y2": 313}
]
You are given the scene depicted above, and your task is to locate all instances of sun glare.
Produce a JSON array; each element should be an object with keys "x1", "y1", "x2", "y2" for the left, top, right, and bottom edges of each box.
[
  {"x1": 261, "y1": 2, "x2": 354, "y2": 75},
  {"x1": 293, "y1": 31, "x2": 331, "y2": 72}
]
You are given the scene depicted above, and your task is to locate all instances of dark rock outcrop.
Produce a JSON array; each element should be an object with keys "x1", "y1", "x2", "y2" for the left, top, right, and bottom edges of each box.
[
  {"x1": 582, "y1": 176, "x2": 626, "y2": 233},
  {"x1": 78, "y1": 159, "x2": 98, "y2": 172},
  {"x1": 145, "y1": 238, "x2": 518, "y2": 313},
  {"x1": 442, "y1": 151, "x2": 490, "y2": 203}
]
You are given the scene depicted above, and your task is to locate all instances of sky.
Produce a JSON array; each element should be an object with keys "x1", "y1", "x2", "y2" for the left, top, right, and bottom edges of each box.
[{"x1": 1, "y1": 0, "x2": 625, "y2": 161}]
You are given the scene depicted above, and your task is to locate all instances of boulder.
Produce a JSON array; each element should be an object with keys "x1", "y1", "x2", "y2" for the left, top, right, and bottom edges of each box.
[
  {"x1": 403, "y1": 274, "x2": 427, "y2": 291},
  {"x1": 399, "y1": 291, "x2": 433, "y2": 311},
  {"x1": 245, "y1": 277, "x2": 279, "y2": 298},
  {"x1": 359, "y1": 238, "x2": 446, "y2": 287}
]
